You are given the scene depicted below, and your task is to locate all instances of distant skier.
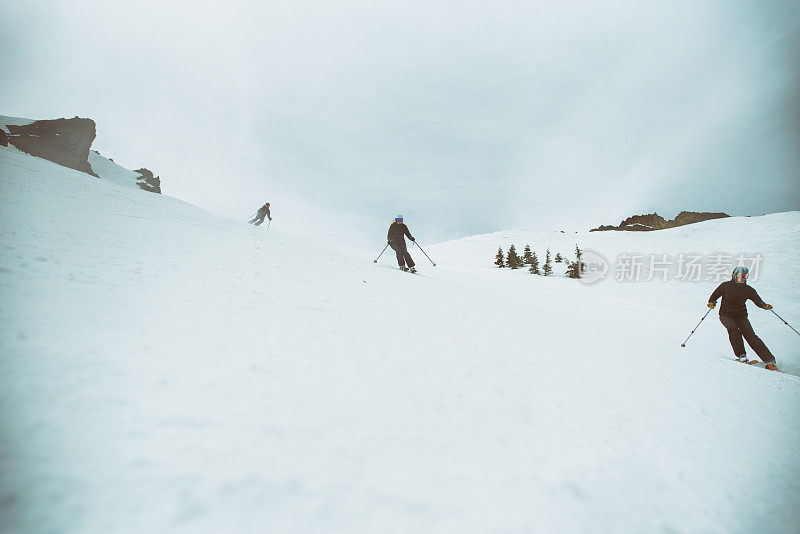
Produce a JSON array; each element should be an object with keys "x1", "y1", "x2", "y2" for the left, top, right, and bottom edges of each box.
[
  {"x1": 707, "y1": 266, "x2": 777, "y2": 370},
  {"x1": 387, "y1": 215, "x2": 416, "y2": 273},
  {"x1": 248, "y1": 203, "x2": 271, "y2": 226}
]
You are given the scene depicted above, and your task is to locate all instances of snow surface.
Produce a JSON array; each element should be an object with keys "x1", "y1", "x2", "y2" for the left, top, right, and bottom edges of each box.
[
  {"x1": 0, "y1": 114, "x2": 35, "y2": 132},
  {"x1": 87, "y1": 150, "x2": 144, "y2": 188},
  {"x1": 1, "y1": 143, "x2": 799, "y2": 533},
  {"x1": 1, "y1": 114, "x2": 145, "y2": 191},
  {"x1": 429, "y1": 218, "x2": 800, "y2": 375}
]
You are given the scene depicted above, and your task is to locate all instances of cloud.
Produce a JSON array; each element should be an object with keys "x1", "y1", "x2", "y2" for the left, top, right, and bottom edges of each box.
[{"x1": 1, "y1": 0, "x2": 798, "y2": 247}]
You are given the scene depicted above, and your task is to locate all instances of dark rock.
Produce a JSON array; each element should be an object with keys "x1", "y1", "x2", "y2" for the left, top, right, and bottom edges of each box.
[
  {"x1": 619, "y1": 213, "x2": 668, "y2": 230},
  {"x1": 672, "y1": 211, "x2": 729, "y2": 226},
  {"x1": 591, "y1": 211, "x2": 730, "y2": 232},
  {"x1": 7, "y1": 117, "x2": 98, "y2": 176},
  {"x1": 0, "y1": 129, "x2": 7, "y2": 147},
  {"x1": 134, "y1": 168, "x2": 162, "y2": 194},
  {"x1": 622, "y1": 223, "x2": 656, "y2": 231}
]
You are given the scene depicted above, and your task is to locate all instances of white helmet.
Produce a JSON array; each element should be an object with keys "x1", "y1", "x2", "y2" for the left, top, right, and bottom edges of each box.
[
  {"x1": 732, "y1": 266, "x2": 749, "y2": 280},
  {"x1": 395, "y1": 214, "x2": 404, "y2": 222}
]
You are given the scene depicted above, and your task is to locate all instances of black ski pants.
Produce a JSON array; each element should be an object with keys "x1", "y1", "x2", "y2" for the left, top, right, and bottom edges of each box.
[
  {"x1": 719, "y1": 315, "x2": 775, "y2": 363},
  {"x1": 389, "y1": 241, "x2": 415, "y2": 268}
]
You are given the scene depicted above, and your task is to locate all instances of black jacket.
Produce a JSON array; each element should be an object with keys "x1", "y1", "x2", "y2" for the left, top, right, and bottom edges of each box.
[
  {"x1": 387, "y1": 222, "x2": 414, "y2": 245},
  {"x1": 258, "y1": 205, "x2": 271, "y2": 219},
  {"x1": 709, "y1": 280, "x2": 767, "y2": 318}
]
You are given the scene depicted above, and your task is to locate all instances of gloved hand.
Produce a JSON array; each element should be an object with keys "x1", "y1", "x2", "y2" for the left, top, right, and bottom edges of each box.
[
  {"x1": 764, "y1": 303, "x2": 773, "y2": 310},
  {"x1": 707, "y1": 302, "x2": 716, "y2": 309},
  {"x1": 410, "y1": 237, "x2": 415, "y2": 241}
]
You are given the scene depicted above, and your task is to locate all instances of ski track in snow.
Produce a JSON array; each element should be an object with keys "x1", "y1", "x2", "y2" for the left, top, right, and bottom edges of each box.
[{"x1": 1, "y1": 144, "x2": 799, "y2": 533}]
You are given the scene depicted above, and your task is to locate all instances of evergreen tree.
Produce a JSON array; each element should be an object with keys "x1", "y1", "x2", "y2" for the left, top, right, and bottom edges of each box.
[
  {"x1": 529, "y1": 251, "x2": 540, "y2": 274},
  {"x1": 566, "y1": 259, "x2": 580, "y2": 278},
  {"x1": 494, "y1": 247, "x2": 505, "y2": 268},
  {"x1": 555, "y1": 252, "x2": 563, "y2": 263},
  {"x1": 506, "y1": 244, "x2": 523, "y2": 269},
  {"x1": 566, "y1": 244, "x2": 584, "y2": 279},
  {"x1": 522, "y1": 244, "x2": 534, "y2": 265},
  {"x1": 542, "y1": 248, "x2": 553, "y2": 276}
]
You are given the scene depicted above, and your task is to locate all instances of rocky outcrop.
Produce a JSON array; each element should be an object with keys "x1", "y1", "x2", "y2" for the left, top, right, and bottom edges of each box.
[
  {"x1": 590, "y1": 211, "x2": 729, "y2": 232},
  {"x1": 134, "y1": 168, "x2": 162, "y2": 194},
  {"x1": 6, "y1": 117, "x2": 98, "y2": 177},
  {"x1": 672, "y1": 211, "x2": 729, "y2": 226},
  {"x1": 0, "y1": 129, "x2": 7, "y2": 147},
  {"x1": 618, "y1": 213, "x2": 669, "y2": 230}
]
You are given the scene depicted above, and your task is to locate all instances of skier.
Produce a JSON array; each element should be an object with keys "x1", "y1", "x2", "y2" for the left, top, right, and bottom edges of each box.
[
  {"x1": 387, "y1": 215, "x2": 416, "y2": 273},
  {"x1": 248, "y1": 203, "x2": 271, "y2": 226},
  {"x1": 707, "y1": 266, "x2": 777, "y2": 370}
]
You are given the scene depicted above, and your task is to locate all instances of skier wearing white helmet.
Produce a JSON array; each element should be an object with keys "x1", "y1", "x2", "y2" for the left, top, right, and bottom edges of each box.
[
  {"x1": 707, "y1": 266, "x2": 777, "y2": 370},
  {"x1": 387, "y1": 215, "x2": 416, "y2": 272}
]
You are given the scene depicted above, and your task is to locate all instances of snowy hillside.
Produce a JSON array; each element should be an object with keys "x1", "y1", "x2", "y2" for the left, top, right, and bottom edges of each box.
[
  {"x1": 1, "y1": 114, "x2": 148, "y2": 191},
  {"x1": 1, "y1": 143, "x2": 799, "y2": 533},
  {"x1": 0, "y1": 114, "x2": 34, "y2": 130},
  {"x1": 428, "y1": 216, "x2": 800, "y2": 375},
  {"x1": 86, "y1": 149, "x2": 147, "y2": 188}
]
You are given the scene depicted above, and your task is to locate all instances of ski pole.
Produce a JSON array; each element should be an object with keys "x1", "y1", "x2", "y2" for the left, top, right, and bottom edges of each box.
[
  {"x1": 244, "y1": 212, "x2": 257, "y2": 223},
  {"x1": 412, "y1": 241, "x2": 437, "y2": 266},
  {"x1": 681, "y1": 308, "x2": 712, "y2": 347},
  {"x1": 267, "y1": 219, "x2": 272, "y2": 230},
  {"x1": 373, "y1": 243, "x2": 389, "y2": 263},
  {"x1": 770, "y1": 309, "x2": 800, "y2": 337}
]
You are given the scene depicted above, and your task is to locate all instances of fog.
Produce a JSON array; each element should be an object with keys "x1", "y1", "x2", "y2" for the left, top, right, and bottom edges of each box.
[{"x1": 2, "y1": 0, "x2": 798, "y2": 247}]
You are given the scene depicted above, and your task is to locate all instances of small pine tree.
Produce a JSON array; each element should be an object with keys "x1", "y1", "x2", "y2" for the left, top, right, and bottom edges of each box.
[
  {"x1": 542, "y1": 248, "x2": 553, "y2": 276},
  {"x1": 555, "y1": 252, "x2": 563, "y2": 263},
  {"x1": 506, "y1": 244, "x2": 523, "y2": 269},
  {"x1": 522, "y1": 244, "x2": 534, "y2": 265},
  {"x1": 566, "y1": 244, "x2": 584, "y2": 279},
  {"x1": 529, "y1": 251, "x2": 540, "y2": 274},
  {"x1": 495, "y1": 247, "x2": 505, "y2": 268},
  {"x1": 566, "y1": 260, "x2": 580, "y2": 278}
]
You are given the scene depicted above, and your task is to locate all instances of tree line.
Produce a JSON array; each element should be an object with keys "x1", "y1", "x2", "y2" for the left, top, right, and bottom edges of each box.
[{"x1": 494, "y1": 244, "x2": 585, "y2": 278}]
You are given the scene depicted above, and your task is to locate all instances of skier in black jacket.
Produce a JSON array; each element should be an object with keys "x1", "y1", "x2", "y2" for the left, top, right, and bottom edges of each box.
[
  {"x1": 708, "y1": 266, "x2": 776, "y2": 369},
  {"x1": 387, "y1": 215, "x2": 416, "y2": 272},
  {"x1": 248, "y1": 203, "x2": 271, "y2": 226}
]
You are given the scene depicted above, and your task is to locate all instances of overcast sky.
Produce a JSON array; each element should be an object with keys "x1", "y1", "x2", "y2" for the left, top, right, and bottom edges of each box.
[{"x1": 2, "y1": 1, "x2": 798, "y2": 247}]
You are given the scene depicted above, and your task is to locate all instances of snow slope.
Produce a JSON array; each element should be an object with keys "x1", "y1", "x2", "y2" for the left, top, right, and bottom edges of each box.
[
  {"x1": 1, "y1": 143, "x2": 799, "y2": 533},
  {"x1": 428, "y1": 215, "x2": 800, "y2": 376},
  {"x1": 0, "y1": 114, "x2": 145, "y2": 190},
  {"x1": 0, "y1": 115, "x2": 35, "y2": 131},
  {"x1": 87, "y1": 149, "x2": 145, "y2": 188}
]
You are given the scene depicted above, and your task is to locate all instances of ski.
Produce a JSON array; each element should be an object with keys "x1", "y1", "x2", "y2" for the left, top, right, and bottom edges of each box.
[
  {"x1": 734, "y1": 358, "x2": 779, "y2": 372},
  {"x1": 748, "y1": 361, "x2": 779, "y2": 371}
]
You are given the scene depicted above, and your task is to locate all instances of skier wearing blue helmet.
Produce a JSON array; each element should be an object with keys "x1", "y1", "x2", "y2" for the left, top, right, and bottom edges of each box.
[
  {"x1": 708, "y1": 266, "x2": 777, "y2": 370},
  {"x1": 387, "y1": 215, "x2": 416, "y2": 272}
]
